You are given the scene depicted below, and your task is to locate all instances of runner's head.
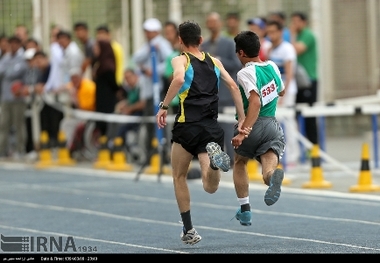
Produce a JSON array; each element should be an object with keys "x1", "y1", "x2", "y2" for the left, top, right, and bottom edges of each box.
[
  {"x1": 178, "y1": 20, "x2": 202, "y2": 48},
  {"x1": 234, "y1": 30, "x2": 260, "y2": 58}
]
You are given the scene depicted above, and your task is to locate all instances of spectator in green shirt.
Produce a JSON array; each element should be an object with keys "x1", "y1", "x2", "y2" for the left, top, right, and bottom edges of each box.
[
  {"x1": 290, "y1": 11, "x2": 319, "y2": 145},
  {"x1": 107, "y1": 68, "x2": 145, "y2": 152}
]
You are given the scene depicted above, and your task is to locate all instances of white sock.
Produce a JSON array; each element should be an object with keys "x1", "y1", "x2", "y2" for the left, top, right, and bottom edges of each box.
[{"x1": 238, "y1": 197, "x2": 249, "y2": 206}]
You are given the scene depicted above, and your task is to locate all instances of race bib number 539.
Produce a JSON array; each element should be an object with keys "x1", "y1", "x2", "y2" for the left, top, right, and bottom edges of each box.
[{"x1": 261, "y1": 80, "x2": 278, "y2": 106}]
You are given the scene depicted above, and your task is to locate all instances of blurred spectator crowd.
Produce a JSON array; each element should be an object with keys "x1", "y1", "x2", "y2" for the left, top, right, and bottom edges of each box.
[{"x1": 0, "y1": 10, "x2": 317, "y2": 169}]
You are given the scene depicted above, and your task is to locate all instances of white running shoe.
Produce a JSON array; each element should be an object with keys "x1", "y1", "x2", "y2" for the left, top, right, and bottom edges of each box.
[
  {"x1": 206, "y1": 142, "x2": 230, "y2": 172},
  {"x1": 180, "y1": 227, "x2": 202, "y2": 245}
]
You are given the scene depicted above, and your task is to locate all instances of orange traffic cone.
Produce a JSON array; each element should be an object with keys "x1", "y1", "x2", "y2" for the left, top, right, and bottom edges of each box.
[
  {"x1": 93, "y1": 136, "x2": 111, "y2": 169},
  {"x1": 55, "y1": 130, "x2": 76, "y2": 166},
  {"x1": 349, "y1": 143, "x2": 380, "y2": 192},
  {"x1": 107, "y1": 137, "x2": 133, "y2": 171},
  {"x1": 35, "y1": 131, "x2": 54, "y2": 169},
  {"x1": 144, "y1": 137, "x2": 171, "y2": 175},
  {"x1": 247, "y1": 159, "x2": 262, "y2": 181},
  {"x1": 302, "y1": 144, "x2": 332, "y2": 189}
]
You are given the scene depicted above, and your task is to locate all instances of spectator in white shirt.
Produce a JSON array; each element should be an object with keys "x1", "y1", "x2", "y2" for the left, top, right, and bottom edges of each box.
[
  {"x1": 56, "y1": 30, "x2": 84, "y2": 85},
  {"x1": 39, "y1": 25, "x2": 65, "y2": 148},
  {"x1": 267, "y1": 20, "x2": 300, "y2": 168}
]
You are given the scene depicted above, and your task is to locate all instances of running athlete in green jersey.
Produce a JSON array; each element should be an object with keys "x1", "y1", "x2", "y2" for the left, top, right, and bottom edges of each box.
[{"x1": 231, "y1": 30, "x2": 286, "y2": 226}]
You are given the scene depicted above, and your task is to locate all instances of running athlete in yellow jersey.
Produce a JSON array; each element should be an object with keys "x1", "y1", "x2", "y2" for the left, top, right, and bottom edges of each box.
[{"x1": 156, "y1": 21, "x2": 249, "y2": 245}]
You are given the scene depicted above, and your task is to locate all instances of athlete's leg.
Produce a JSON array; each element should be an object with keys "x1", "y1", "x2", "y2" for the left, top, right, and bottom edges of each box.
[
  {"x1": 260, "y1": 149, "x2": 284, "y2": 206},
  {"x1": 198, "y1": 152, "x2": 221, "y2": 194},
  {"x1": 260, "y1": 149, "x2": 280, "y2": 186},
  {"x1": 233, "y1": 153, "x2": 250, "y2": 198},
  {"x1": 233, "y1": 153, "x2": 252, "y2": 226},
  {"x1": 172, "y1": 142, "x2": 202, "y2": 244},
  {"x1": 171, "y1": 142, "x2": 193, "y2": 213}
]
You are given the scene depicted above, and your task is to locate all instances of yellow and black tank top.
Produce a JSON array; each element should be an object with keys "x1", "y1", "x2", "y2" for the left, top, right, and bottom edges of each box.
[{"x1": 175, "y1": 52, "x2": 220, "y2": 123}]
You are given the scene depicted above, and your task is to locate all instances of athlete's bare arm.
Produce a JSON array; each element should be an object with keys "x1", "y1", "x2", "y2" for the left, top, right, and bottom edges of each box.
[
  {"x1": 213, "y1": 57, "x2": 245, "y2": 124},
  {"x1": 162, "y1": 55, "x2": 186, "y2": 106},
  {"x1": 156, "y1": 55, "x2": 186, "y2": 129},
  {"x1": 231, "y1": 90, "x2": 260, "y2": 148}
]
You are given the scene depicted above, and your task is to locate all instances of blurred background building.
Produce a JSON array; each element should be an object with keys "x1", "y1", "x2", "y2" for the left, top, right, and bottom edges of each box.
[{"x1": 1, "y1": 0, "x2": 380, "y2": 136}]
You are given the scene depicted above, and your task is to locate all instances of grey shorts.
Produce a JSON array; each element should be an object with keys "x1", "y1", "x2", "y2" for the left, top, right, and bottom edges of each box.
[{"x1": 234, "y1": 117, "x2": 286, "y2": 162}]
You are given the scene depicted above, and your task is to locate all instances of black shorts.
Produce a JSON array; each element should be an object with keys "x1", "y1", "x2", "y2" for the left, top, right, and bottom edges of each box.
[{"x1": 171, "y1": 118, "x2": 224, "y2": 156}]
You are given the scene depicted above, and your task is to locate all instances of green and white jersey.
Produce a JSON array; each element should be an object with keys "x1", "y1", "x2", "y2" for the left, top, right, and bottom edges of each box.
[{"x1": 236, "y1": 60, "x2": 284, "y2": 118}]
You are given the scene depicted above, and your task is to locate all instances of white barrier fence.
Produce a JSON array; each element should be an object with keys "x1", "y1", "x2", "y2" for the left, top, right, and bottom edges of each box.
[
  {"x1": 20, "y1": 91, "x2": 380, "y2": 174},
  {"x1": 66, "y1": 103, "x2": 380, "y2": 169}
]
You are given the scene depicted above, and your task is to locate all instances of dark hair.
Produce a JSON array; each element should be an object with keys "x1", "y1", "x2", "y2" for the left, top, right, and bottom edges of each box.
[
  {"x1": 74, "y1": 21, "x2": 89, "y2": 30},
  {"x1": 234, "y1": 31, "x2": 260, "y2": 58},
  {"x1": 269, "y1": 11, "x2": 286, "y2": 21},
  {"x1": 226, "y1": 12, "x2": 240, "y2": 20},
  {"x1": 8, "y1": 35, "x2": 22, "y2": 43},
  {"x1": 56, "y1": 30, "x2": 72, "y2": 39},
  {"x1": 164, "y1": 21, "x2": 179, "y2": 36},
  {"x1": 291, "y1": 11, "x2": 308, "y2": 21},
  {"x1": 33, "y1": 50, "x2": 47, "y2": 58},
  {"x1": 178, "y1": 20, "x2": 201, "y2": 47},
  {"x1": 165, "y1": 21, "x2": 177, "y2": 29},
  {"x1": 26, "y1": 37, "x2": 39, "y2": 46},
  {"x1": 266, "y1": 20, "x2": 283, "y2": 31},
  {"x1": 96, "y1": 24, "x2": 110, "y2": 33}
]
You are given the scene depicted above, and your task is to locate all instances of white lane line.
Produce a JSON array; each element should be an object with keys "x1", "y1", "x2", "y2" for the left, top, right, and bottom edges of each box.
[
  {"x1": 0, "y1": 224, "x2": 188, "y2": 254},
  {"x1": 2, "y1": 163, "x2": 380, "y2": 202},
  {"x1": 0, "y1": 199, "x2": 379, "y2": 251},
  {"x1": 1, "y1": 183, "x2": 380, "y2": 226},
  {"x1": 194, "y1": 225, "x2": 380, "y2": 251}
]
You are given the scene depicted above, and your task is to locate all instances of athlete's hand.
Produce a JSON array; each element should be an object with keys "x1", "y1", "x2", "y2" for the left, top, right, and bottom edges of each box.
[
  {"x1": 231, "y1": 133, "x2": 246, "y2": 149},
  {"x1": 238, "y1": 126, "x2": 252, "y2": 138},
  {"x1": 156, "y1": 109, "x2": 167, "y2": 129}
]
